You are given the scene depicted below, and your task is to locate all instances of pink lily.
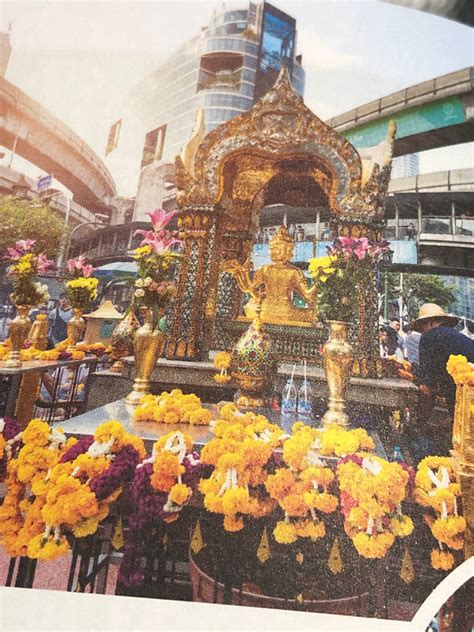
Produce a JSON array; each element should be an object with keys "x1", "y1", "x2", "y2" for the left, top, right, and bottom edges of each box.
[
  {"x1": 67, "y1": 256, "x2": 86, "y2": 273},
  {"x1": 146, "y1": 234, "x2": 182, "y2": 255},
  {"x1": 4, "y1": 247, "x2": 22, "y2": 261},
  {"x1": 81, "y1": 264, "x2": 95, "y2": 278},
  {"x1": 37, "y1": 254, "x2": 56, "y2": 272},
  {"x1": 15, "y1": 239, "x2": 36, "y2": 253},
  {"x1": 353, "y1": 238, "x2": 370, "y2": 261},
  {"x1": 147, "y1": 208, "x2": 177, "y2": 231}
]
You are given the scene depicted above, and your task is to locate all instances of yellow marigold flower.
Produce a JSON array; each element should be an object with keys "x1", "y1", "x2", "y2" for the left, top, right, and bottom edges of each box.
[
  {"x1": 223, "y1": 514, "x2": 244, "y2": 532},
  {"x1": 169, "y1": 483, "x2": 192, "y2": 506},
  {"x1": 390, "y1": 515, "x2": 414, "y2": 537},
  {"x1": 352, "y1": 532, "x2": 395, "y2": 559},
  {"x1": 214, "y1": 373, "x2": 232, "y2": 384},
  {"x1": 431, "y1": 548, "x2": 454, "y2": 571},
  {"x1": 22, "y1": 420, "x2": 51, "y2": 447},
  {"x1": 221, "y1": 487, "x2": 250, "y2": 515},
  {"x1": 273, "y1": 520, "x2": 298, "y2": 544},
  {"x1": 280, "y1": 493, "x2": 308, "y2": 517},
  {"x1": 214, "y1": 351, "x2": 231, "y2": 370},
  {"x1": 73, "y1": 517, "x2": 100, "y2": 538},
  {"x1": 203, "y1": 491, "x2": 223, "y2": 514}
]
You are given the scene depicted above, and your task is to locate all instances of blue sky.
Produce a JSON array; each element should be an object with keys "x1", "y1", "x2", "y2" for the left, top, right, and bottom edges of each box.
[{"x1": 1, "y1": 0, "x2": 473, "y2": 178}]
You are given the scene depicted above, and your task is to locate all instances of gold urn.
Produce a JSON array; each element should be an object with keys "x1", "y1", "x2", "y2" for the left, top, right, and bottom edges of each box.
[
  {"x1": 321, "y1": 320, "x2": 354, "y2": 427},
  {"x1": 66, "y1": 308, "x2": 86, "y2": 351},
  {"x1": 5, "y1": 305, "x2": 32, "y2": 368},
  {"x1": 125, "y1": 306, "x2": 165, "y2": 405}
]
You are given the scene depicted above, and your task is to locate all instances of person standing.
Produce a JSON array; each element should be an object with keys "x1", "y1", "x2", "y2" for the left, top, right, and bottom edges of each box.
[
  {"x1": 408, "y1": 303, "x2": 474, "y2": 459},
  {"x1": 403, "y1": 326, "x2": 421, "y2": 369},
  {"x1": 48, "y1": 295, "x2": 73, "y2": 346}
]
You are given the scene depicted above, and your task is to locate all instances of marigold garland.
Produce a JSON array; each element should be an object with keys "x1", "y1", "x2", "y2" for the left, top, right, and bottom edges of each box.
[
  {"x1": 0, "y1": 419, "x2": 143, "y2": 559},
  {"x1": 446, "y1": 354, "x2": 474, "y2": 386},
  {"x1": 118, "y1": 430, "x2": 204, "y2": 587},
  {"x1": 133, "y1": 390, "x2": 213, "y2": 425},
  {"x1": 266, "y1": 423, "x2": 339, "y2": 545},
  {"x1": 414, "y1": 455, "x2": 464, "y2": 571},
  {"x1": 337, "y1": 454, "x2": 413, "y2": 559},
  {"x1": 198, "y1": 406, "x2": 285, "y2": 532}
]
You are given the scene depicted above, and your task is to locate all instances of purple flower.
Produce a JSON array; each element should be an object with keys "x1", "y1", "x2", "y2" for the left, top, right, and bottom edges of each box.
[
  {"x1": 89, "y1": 444, "x2": 141, "y2": 501},
  {"x1": 60, "y1": 435, "x2": 94, "y2": 462}
]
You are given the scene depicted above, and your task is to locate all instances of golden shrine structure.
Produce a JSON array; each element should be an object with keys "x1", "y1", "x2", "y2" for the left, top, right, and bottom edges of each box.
[{"x1": 164, "y1": 67, "x2": 396, "y2": 378}]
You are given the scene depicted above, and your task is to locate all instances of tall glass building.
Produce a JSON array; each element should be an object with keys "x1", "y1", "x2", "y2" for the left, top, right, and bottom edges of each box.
[{"x1": 105, "y1": 2, "x2": 305, "y2": 198}]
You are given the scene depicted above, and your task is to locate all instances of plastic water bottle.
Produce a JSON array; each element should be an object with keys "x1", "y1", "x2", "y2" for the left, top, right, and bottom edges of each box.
[
  {"x1": 281, "y1": 378, "x2": 297, "y2": 415},
  {"x1": 297, "y1": 379, "x2": 313, "y2": 418},
  {"x1": 392, "y1": 446, "x2": 403, "y2": 462}
]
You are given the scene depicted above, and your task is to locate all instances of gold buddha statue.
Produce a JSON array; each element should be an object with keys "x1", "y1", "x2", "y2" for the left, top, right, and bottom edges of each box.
[{"x1": 222, "y1": 226, "x2": 316, "y2": 326}]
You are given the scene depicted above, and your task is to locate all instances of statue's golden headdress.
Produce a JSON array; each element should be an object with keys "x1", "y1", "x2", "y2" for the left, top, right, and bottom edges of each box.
[{"x1": 271, "y1": 226, "x2": 294, "y2": 247}]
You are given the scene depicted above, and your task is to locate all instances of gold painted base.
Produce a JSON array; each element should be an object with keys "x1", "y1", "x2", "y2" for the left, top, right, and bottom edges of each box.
[
  {"x1": 125, "y1": 378, "x2": 150, "y2": 406},
  {"x1": 322, "y1": 400, "x2": 350, "y2": 427}
]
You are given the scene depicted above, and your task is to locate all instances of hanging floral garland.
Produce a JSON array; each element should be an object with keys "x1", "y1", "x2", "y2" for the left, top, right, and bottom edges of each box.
[
  {"x1": 118, "y1": 430, "x2": 204, "y2": 587},
  {"x1": 414, "y1": 456, "x2": 465, "y2": 571},
  {"x1": 337, "y1": 454, "x2": 414, "y2": 559},
  {"x1": 213, "y1": 351, "x2": 232, "y2": 384},
  {"x1": 265, "y1": 423, "x2": 339, "y2": 544},
  {"x1": 0, "y1": 419, "x2": 74, "y2": 558},
  {"x1": 133, "y1": 389, "x2": 213, "y2": 425},
  {"x1": 198, "y1": 404, "x2": 284, "y2": 532},
  {"x1": 0, "y1": 419, "x2": 145, "y2": 560}
]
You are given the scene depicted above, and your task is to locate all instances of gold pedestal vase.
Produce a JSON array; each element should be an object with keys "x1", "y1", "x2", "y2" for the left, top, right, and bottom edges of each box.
[
  {"x1": 5, "y1": 305, "x2": 32, "y2": 368},
  {"x1": 29, "y1": 315, "x2": 49, "y2": 351},
  {"x1": 321, "y1": 320, "x2": 354, "y2": 427},
  {"x1": 231, "y1": 303, "x2": 275, "y2": 409},
  {"x1": 125, "y1": 307, "x2": 164, "y2": 406},
  {"x1": 66, "y1": 308, "x2": 86, "y2": 351}
]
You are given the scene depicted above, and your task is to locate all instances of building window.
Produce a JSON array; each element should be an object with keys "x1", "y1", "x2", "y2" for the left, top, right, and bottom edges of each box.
[
  {"x1": 141, "y1": 124, "x2": 167, "y2": 169},
  {"x1": 105, "y1": 119, "x2": 121, "y2": 155}
]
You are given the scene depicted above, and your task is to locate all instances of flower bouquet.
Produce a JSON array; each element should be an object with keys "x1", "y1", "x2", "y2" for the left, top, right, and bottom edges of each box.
[
  {"x1": 126, "y1": 209, "x2": 182, "y2": 404},
  {"x1": 118, "y1": 430, "x2": 204, "y2": 587},
  {"x1": 3, "y1": 240, "x2": 55, "y2": 366},
  {"x1": 131, "y1": 208, "x2": 182, "y2": 330},
  {"x1": 308, "y1": 238, "x2": 390, "y2": 426},
  {"x1": 4, "y1": 239, "x2": 54, "y2": 306},
  {"x1": 308, "y1": 237, "x2": 390, "y2": 322},
  {"x1": 64, "y1": 256, "x2": 99, "y2": 349}
]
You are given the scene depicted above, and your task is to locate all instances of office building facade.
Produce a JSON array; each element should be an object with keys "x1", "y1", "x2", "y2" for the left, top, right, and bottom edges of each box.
[{"x1": 105, "y1": 2, "x2": 305, "y2": 203}]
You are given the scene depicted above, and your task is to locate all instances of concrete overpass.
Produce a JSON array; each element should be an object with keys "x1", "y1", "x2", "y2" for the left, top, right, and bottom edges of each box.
[
  {"x1": 0, "y1": 76, "x2": 116, "y2": 214},
  {"x1": 325, "y1": 67, "x2": 474, "y2": 156}
]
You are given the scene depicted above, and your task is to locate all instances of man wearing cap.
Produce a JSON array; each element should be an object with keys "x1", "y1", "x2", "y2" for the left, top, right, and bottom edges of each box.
[{"x1": 408, "y1": 303, "x2": 474, "y2": 458}]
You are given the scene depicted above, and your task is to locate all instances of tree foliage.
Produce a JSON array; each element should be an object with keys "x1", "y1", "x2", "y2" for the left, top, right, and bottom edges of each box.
[
  {"x1": 0, "y1": 196, "x2": 66, "y2": 259},
  {"x1": 387, "y1": 272, "x2": 457, "y2": 319}
]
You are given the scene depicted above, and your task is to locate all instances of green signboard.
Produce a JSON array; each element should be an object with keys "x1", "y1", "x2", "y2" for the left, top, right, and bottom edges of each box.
[{"x1": 343, "y1": 96, "x2": 466, "y2": 148}]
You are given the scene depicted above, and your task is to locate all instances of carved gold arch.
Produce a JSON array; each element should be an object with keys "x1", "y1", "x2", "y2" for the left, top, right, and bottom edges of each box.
[{"x1": 175, "y1": 67, "x2": 362, "y2": 215}]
